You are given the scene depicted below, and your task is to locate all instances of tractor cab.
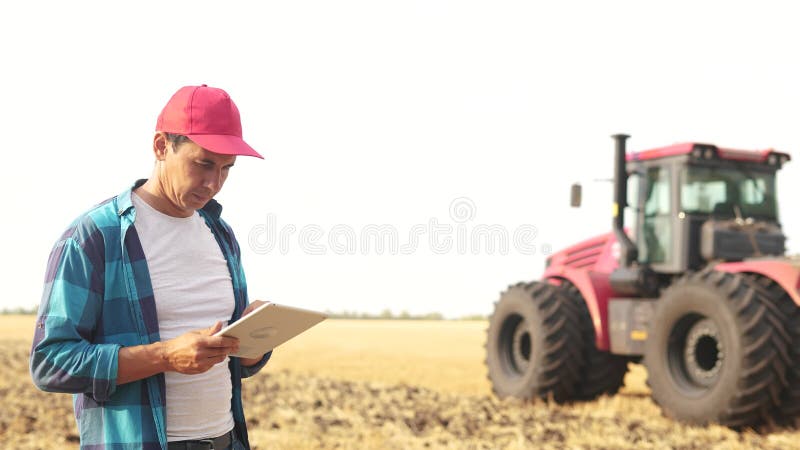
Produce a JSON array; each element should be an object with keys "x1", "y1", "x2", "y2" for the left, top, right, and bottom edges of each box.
[
  {"x1": 602, "y1": 137, "x2": 790, "y2": 297},
  {"x1": 626, "y1": 143, "x2": 788, "y2": 276}
]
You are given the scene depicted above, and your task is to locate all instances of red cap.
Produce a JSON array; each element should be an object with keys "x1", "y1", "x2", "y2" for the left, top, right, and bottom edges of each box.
[{"x1": 156, "y1": 85, "x2": 263, "y2": 159}]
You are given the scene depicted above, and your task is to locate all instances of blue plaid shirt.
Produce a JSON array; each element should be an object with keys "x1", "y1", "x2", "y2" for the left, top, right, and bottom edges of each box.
[{"x1": 30, "y1": 180, "x2": 270, "y2": 450}]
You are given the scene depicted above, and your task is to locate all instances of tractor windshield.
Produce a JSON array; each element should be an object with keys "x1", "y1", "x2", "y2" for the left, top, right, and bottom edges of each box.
[{"x1": 680, "y1": 165, "x2": 778, "y2": 220}]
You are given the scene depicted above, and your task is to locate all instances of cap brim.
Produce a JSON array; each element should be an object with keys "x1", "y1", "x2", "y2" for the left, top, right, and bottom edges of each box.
[{"x1": 186, "y1": 134, "x2": 264, "y2": 159}]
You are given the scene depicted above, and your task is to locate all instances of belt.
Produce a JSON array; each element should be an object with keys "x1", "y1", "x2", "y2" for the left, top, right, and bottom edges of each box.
[{"x1": 167, "y1": 431, "x2": 232, "y2": 450}]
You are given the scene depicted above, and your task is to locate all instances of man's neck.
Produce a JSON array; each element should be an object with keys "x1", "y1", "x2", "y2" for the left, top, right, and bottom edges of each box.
[{"x1": 134, "y1": 179, "x2": 193, "y2": 218}]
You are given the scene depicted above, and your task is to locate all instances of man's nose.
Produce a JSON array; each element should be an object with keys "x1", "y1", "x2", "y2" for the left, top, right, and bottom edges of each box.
[{"x1": 205, "y1": 171, "x2": 224, "y2": 191}]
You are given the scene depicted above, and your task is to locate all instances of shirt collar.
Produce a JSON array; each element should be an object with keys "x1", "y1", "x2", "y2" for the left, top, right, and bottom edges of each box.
[{"x1": 117, "y1": 179, "x2": 223, "y2": 220}]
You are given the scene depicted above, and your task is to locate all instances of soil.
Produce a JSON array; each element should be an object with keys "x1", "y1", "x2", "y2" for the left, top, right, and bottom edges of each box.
[{"x1": 6, "y1": 340, "x2": 799, "y2": 449}]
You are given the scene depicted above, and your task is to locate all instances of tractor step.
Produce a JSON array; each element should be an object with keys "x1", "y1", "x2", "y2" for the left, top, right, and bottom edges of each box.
[{"x1": 608, "y1": 297, "x2": 657, "y2": 355}]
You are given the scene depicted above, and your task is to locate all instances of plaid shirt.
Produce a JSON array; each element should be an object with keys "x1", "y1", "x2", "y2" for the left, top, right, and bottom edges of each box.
[{"x1": 30, "y1": 180, "x2": 270, "y2": 450}]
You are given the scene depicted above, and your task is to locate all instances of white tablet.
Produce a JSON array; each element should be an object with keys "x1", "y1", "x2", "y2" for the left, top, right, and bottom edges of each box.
[{"x1": 214, "y1": 303, "x2": 327, "y2": 359}]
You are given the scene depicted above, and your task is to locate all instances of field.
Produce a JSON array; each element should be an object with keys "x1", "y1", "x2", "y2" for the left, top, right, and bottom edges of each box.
[{"x1": 3, "y1": 315, "x2": 799, "y2": 449}]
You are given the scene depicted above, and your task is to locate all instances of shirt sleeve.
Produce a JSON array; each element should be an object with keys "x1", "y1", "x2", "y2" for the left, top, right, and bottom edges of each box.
[
  {"x1": 30, "y1": 237, "x2": 120, "y2": 402},
  {"x1": 239, "y1": 350, "x2": 272, "y2": 378},
  {"x1": 230, "y1": 227, "x2": 271, "y2": 378}
]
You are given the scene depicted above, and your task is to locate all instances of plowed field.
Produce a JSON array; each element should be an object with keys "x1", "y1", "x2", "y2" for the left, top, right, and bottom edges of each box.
[{"x1": 3, "y1": 316, "x2": 799, "y2": 449}]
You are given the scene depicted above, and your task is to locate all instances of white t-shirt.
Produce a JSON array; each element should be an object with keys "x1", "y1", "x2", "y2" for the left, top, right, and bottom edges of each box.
[{"x1": 132, "y1": 192, "x2": 235, "y2": 441}]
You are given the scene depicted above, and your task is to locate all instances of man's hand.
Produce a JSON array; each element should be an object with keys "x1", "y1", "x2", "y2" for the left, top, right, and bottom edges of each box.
[
  {"x1": 162, "y1": 322, "x2": 240, "y2": 374},
  {"x1": 241, "y1": 299, "x2": 269, "y2": 318},
  {"x1": 117, "y1": 322, "x2": 240, "y2": 385}
]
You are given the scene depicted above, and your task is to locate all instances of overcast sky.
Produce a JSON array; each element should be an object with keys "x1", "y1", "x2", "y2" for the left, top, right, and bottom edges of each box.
[{"x1": 2, "y1": 1, "x2": 799, "y2": 317}]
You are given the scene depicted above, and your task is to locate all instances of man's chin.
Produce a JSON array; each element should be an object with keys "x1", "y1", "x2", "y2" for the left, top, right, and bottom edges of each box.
[{"x1": 189, "y1": 193, "x2": 211, "y2": 206}]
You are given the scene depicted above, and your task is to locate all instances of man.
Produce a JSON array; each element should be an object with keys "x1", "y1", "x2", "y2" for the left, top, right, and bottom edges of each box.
[{"x1": 30, "y1": 85, "x2": 270, "y2": 450}]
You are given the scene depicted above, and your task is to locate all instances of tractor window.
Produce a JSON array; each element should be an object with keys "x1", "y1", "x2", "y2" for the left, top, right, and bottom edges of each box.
[
  {"x1": 681, "y1": 179, "x2": 727, "y2": 213},
  {"x1": 640, "y1": 166, "x2": 672, "y2": 264},
  {"x1": 624, "y1": 171, "x2": 643, "y2": 242},
  {"x1": 740, "y1": 178, "x2": 766, "y2": 204},
  {"x1": 644, "y1": 169, "x2": 671, "y2": 216},
  {"x1": 681, "y1": 166, "x2": 777, "y2": 219}
]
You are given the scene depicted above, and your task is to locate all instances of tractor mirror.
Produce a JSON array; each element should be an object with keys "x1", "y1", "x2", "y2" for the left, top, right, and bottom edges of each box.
[{"x1": 570, "y1": 183, "x2": 582, "y2": 208}]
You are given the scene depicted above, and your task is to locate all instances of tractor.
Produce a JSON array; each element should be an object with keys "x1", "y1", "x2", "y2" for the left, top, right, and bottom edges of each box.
[{"x1": 485, "y1": 134, "x2": 800, "y2": 427}]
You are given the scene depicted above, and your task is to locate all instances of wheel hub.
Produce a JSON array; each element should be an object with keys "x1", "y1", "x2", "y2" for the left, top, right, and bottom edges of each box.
[
  {"x1": 512, "y1": 322, "x2": 532, "y2": 371},
  {"x1": 683, "y1": 318, "x2": 723, "y2": 386},
  {"x1": 498, "y1": 314, "x2": 532, "y2": 376},
  {"x1": 667, "y1": 314, "x2": 724, "y2": 392}
]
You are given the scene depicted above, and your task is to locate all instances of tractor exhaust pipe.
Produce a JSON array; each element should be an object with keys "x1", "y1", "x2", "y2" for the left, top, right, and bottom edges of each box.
[{"x1": 612, "y1": 134, "x2": 638, "y2": 267}]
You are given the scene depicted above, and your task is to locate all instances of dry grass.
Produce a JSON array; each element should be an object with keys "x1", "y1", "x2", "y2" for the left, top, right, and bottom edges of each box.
[
  {"x1": 4, "y1": 316, "x2": 800, "y2": 449},
  {"x1": 267, "y1": 319, "x2": 494, "y2": 395},
  {"x1": 0, "y1": 314, "x2": 36, "y2": 342}
]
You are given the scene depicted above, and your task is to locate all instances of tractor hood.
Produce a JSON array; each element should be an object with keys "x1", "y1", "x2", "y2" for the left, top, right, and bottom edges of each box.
[{"x1": 544, "y1": 232, "x2": 619, "y2": 276}]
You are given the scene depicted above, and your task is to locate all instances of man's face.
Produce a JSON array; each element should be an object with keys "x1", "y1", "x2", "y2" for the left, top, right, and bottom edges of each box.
[{"x1": 157, "y1": 136, "x2": 236, "y2": 216}]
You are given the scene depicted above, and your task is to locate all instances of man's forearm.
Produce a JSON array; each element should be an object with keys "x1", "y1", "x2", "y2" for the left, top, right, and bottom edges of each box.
[
  {"x1": 117, "y1": 343, "x2": 169, "y2": 385},
  {"x1": 116, "y1": 325, "x2": 239, "y2": 385}
]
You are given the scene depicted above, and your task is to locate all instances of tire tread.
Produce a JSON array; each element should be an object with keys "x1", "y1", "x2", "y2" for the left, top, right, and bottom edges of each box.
[
  {"x1": 645, "y1": 268, "x2": 788, "y2": 427},
  {"x1": 485, "y1": 281, "x2": 586, "y2": 403}
]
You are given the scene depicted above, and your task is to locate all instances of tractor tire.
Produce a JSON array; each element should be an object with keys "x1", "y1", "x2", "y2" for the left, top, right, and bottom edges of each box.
[
  {"x1": 644, "y1": 269, "x2": 788, "y2": 427},
  {"x1": 746, "y1": 274, "x2": 800, "y2": 426},
  {"x1": 485, "y1": 282, "x2": 584, "y2": 403},
  {"x1": 559, "y1": 281, "x2": 629, "y2": 400}
]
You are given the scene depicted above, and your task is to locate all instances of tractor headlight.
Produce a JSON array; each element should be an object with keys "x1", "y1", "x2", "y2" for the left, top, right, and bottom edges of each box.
[{"x1": 768, "y1": 154, "x2": 778, "y2": 166}]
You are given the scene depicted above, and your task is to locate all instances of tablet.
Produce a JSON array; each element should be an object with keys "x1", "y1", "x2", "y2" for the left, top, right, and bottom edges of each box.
[{"x1": 214, "y1": 303, "x2": 327, "y2": 358}]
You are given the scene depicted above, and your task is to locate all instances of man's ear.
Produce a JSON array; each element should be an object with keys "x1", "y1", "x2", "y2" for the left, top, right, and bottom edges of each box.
[{"x1": 153, "y1": 132, "x2": 169, "y2": 161}]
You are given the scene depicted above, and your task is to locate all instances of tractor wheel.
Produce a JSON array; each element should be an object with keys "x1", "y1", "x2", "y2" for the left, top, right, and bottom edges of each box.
[
  {"x1": 644, "y1": 269, "x2": 788, "y2": 427},
  {"x1": 560, "y1": 281, "x2": 629, "y2": 400},
  {"x1": 485, "y1": 282, "x2": 584, "y2": 403},
  {"x1": 746, "y1": 274, "x2": 800, "y2": 426}
]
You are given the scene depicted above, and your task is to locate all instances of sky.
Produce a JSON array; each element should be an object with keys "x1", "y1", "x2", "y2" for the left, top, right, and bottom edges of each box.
[{"x1": 2, "y1": 1, "x2": 799, "y2": 318}]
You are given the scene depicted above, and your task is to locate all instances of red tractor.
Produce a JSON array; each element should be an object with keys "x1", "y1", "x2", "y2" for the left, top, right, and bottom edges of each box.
[{"x1": 486, "y1": 134, "x2": 799, "y2": 427}]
